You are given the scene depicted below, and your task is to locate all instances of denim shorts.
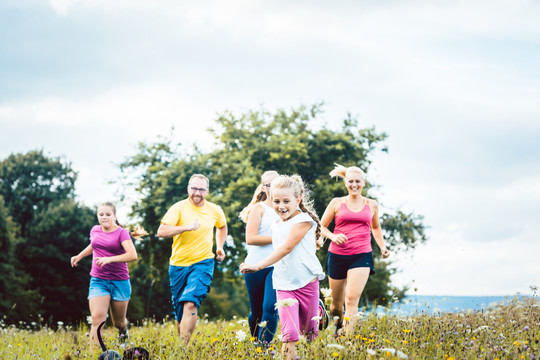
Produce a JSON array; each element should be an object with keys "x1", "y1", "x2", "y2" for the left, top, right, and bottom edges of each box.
[
  {"x1": 169, "y1": 258, "x2": 214, "y2": 321},
  {"x1": 326, "y1": 251, "x2": 375, "y2": 280},
  {"x1": 88, "y1": 277, "x2": 132, "y2": 301}
]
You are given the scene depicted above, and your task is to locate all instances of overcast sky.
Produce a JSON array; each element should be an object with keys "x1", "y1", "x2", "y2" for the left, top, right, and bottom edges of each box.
[{"x1": 1, "y1": 0, "x2": 539, "y2": 297}]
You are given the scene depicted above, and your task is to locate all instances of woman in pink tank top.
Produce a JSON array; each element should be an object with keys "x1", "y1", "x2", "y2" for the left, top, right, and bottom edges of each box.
[{"x1": 320, "y1": 164, "x2": 390, "y2": 336}]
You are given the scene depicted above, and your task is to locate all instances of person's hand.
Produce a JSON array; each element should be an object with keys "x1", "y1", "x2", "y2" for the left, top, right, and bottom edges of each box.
[
  {"x1": 216, "y1": 248, "x2": 225, "y2": 262},
  {"x1": 381, "y1": 248, "x2": 390, "y2": 259},
  {"x1": 240, "y1": 263, "x2": 260, "y2": 274},
  {"x1": 70, "y1": 255, "x2": 80, "y2": 267},
  {"x1": 316, "y1": 238, "x2": 325, "y2": 250},
  {"x1": 94, "y1": 257, "x2": 112, "y2": 267},
  {"x1": 187, "y1": 219, "x2": 200, "y2": 232},
  {"x1": 332, "y1": 233, "x2": 348, "y2": 245}
]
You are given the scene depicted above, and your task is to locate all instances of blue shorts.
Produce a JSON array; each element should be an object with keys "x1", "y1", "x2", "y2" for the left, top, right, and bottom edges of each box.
[
  {"x1": 169, "y1": 258, "x2": 214, "y2": 321},
  {"x1": 326, "y1": 251, "x2": 375, "y2": 280},
  {"x1": 88, "y1": 277, "x2": 132, "y2": 301}
]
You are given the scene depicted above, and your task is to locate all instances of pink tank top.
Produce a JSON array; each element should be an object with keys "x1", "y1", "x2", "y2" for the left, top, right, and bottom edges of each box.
[{"x1": 328, "y1": 198, "x2": 372, "y2": 255}]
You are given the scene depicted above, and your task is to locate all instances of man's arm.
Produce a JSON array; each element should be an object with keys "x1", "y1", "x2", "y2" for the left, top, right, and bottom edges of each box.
[
  {"x1": 157, "y1": 220, "x2": 200, "y2": 238},
  {"x1": 215, "y1": 224, "x2": 228, "y2": 262}
]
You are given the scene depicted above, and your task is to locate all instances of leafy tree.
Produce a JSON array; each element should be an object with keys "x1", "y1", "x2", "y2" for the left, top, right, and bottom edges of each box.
[
  {"x1": 0, "y1": 150, "x2": 97, "y2": 324},
  {"x1": 0, "y1": 196, "x2": 40, "y2": 322},
  {"x1": 0, "y1": 150, "x2": 77, "y2": 237},
  {"x1": 119, "y1": 104, "x2": 427, "y2": 319},
  {"x1": 17, "y1": 200, "x2": 96, "y2": 324}
]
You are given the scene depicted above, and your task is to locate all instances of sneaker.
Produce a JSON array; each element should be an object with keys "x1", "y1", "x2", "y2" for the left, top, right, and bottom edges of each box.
[
  {"x1": 334, "y1": 318, "x2": 343, "y2": 338},
  {"x1": 318, "y1": 298, "x2": 330, "y2": 331}
]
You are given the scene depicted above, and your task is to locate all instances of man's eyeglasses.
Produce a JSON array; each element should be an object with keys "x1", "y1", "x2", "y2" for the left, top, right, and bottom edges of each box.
[
  {"x1": 263, "y1": 183, "x2": 271, "y2": 188},
  {"x1": 190, "y1": 187, "x2": 207, "y2": 193}
]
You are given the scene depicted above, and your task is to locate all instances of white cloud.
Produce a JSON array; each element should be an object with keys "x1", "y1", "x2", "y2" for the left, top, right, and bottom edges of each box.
[
  {"x1": 391, "y1": 228, "x2": 539, "y2": 296},
  {"x1": 0, "y1": 83, "x2": 218, "y2": 143}
]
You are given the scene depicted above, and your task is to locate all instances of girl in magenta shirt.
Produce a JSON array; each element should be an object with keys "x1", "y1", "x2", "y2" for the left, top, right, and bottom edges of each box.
[
  {"x1": 71, "y1": 202, "x2": 140, "y2": 349},
  {"x1": 320, "y1": 164, "x2": 390, "y2": 336}
]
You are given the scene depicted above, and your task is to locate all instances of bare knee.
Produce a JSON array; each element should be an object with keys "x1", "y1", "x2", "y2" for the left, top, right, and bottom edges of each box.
[
  {"x1": 91, "y1": 312, "x2": 107, "y2": 326},
  {"x1": 183, "y1": 302, "x2": 197, "y2": 315},
  {"x1": 112, "y1": 317, "x2": 127, "y2": 330}
]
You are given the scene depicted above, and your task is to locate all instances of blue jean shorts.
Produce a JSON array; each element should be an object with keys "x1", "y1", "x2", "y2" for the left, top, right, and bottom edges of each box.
[
  {"x1": 88, "y1": 277, "x2": 132, "y2": 301},
  {"x1": 169, "y1": 258, "x2": 214, "y2": 321}
]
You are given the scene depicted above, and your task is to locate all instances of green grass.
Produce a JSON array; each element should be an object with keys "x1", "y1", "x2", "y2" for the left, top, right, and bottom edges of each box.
[{"x1": 1, "y1": 297, "x2": 538, "y2": 359}]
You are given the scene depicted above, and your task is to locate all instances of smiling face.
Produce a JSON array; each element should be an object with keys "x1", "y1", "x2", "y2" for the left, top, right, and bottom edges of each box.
[
  {"x1": 188, "y1": 176, "x2": 209, "y2": 206},
  {"x1": 272, "y1": 187, "x2": 301, "y2": 221},
  {"x1": 97, "y1": 205, "x2": 117, "y2": 230},
  {"x1": 344, "y1": 170, "x2": 365, "y2": 196}
]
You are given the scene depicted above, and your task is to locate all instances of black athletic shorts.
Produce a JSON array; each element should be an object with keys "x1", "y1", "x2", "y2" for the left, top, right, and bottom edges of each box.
[{"x1": 326, "y1": 251, "x2": 375, "y2": 280}]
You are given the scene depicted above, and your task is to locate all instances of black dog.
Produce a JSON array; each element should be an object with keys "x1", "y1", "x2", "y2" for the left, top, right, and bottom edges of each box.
[{"x1": 96, "y1": 321, "x2": 149, "y2": 360}]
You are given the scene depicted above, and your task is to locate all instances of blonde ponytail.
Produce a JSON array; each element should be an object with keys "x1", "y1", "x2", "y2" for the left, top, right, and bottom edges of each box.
[{"x1": 329, "y1": 163, "x2": 365, "y2": 180}]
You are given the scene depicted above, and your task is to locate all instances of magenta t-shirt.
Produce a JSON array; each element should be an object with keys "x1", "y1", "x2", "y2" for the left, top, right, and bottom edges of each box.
[{"x1": 89, "y1": 225, "x2": 131, "y2": 280}]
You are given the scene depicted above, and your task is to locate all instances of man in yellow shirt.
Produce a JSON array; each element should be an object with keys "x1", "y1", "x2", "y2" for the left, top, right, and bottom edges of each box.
[{"x1": 157, "y1": 174, "x2": 228, "y2": 345}]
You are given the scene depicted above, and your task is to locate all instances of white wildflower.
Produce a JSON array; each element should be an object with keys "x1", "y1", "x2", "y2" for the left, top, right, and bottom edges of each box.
[
  {"x1": 333, "y1": 316, "x2": 340, "y2": 321},
  {"x1": 326, "y1": 344, "x2": 346, "y2": 350},
  {"x1": 366, "y1": 349, "x2": 376, "y2": 355},
  {"x1": 259, "y1": 321, "x2": 267, "y2": 328},
  {"x1": 320, "y1": 287, "x2": 332, "y2": 299},
  {"x1": 86, "y1": 316, "x2": 92, "y2": 325},
  {"x1": 57, "y1": 321, "x2": 64, "y2": 327},
  {"x1": 472, "y1": 325, "x2": 490, "y2": 333},
  {"x1": 275, "y1": 298, "x2": 299, "y2": 309},
  {"x1": 380, "y1": 348, "x2": 408, "y2": 359},
  {"x1": 235, "y1": 330, "x2": 247, "y2": 341},
  {"x1": 311, "y1": 316, "x2": 322, "y2": 322},
  {"x1": 237, "y1": 319, "x2": 248, "y2": 325}
]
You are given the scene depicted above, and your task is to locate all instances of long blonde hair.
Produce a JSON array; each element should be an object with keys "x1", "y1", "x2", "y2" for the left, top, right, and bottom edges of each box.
[
  {"x1": 271, "y1": 175, "x2": 322, "y2": 242},
  {"x1": 329, "y1": 163, "x2": 365, "y2": 180},
  {"x1": 239, "y1": 171, "x2": 279, "y2": 223}
]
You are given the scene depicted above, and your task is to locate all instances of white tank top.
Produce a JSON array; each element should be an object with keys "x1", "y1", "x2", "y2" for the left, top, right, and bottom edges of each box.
[{"x1": 244, "y1": 202, "x2": 280, "y2": 265}]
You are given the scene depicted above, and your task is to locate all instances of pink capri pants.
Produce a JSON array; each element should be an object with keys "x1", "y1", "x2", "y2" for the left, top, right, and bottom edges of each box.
[{"x1": 276, "y1": 280, "x2": 319, "y2": 342}]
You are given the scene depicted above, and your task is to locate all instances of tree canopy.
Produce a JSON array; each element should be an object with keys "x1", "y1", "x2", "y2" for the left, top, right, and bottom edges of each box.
[{"x1": 0, "y1": 151, "x2": 95, "y2": 324}]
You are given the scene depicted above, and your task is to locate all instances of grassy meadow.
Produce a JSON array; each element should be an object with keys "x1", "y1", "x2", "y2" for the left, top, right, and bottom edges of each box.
[{"x1": 1, "y1": 297, "x2": 538, "y2": 359}]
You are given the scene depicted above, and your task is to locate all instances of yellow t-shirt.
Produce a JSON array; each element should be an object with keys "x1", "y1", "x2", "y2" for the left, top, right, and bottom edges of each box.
[{"x1": 161, "y1": 199, "x2": 227, "y2": 266}]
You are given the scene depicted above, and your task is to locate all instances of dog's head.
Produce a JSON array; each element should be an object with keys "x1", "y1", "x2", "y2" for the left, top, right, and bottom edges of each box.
[
  {"x1": 97, "y1": 350, "x2": 122, "y2": 360},
  {"x1": 122, "y1": 347, "x2": 150, "y2": 360}
]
